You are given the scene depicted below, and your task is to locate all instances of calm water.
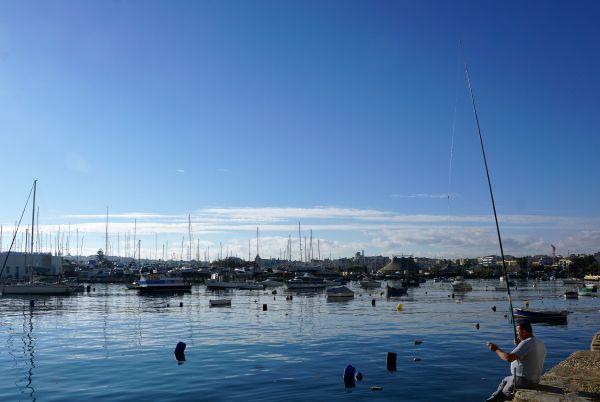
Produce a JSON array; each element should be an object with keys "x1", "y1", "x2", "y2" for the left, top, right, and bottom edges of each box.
[{"x1": 1, "y1": 280, "x2": 598, "y2": 401}]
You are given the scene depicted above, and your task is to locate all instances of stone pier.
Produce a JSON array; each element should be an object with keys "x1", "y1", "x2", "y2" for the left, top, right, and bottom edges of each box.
[{"x1": 513, "y1": 332, "x2": 600, "y2": 401}]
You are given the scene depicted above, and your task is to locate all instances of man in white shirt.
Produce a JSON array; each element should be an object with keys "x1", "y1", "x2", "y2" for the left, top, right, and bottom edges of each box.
[{"x1": 485, "y1": 320, "x2": 546, "y2": 401}]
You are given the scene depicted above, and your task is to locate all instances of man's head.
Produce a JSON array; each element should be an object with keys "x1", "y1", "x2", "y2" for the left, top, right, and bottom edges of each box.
[{"x1": 516, "y1": 319, "x2": 533, "y2": 340}]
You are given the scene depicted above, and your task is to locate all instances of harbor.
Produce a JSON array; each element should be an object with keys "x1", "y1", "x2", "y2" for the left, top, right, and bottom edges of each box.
[{"x1": 1, "y1": 279, "x2": 598, "y2": 401}]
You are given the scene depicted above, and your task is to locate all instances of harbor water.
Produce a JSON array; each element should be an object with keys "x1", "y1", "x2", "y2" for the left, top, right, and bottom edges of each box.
[{"x1": 1, "y1": 280, "x2": 598, "y2": 401}]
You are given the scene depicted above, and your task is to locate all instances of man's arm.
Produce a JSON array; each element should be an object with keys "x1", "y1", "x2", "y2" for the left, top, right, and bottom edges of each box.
[{"x1": 487, "y1": 342, "x2": 519, "y2": 362}]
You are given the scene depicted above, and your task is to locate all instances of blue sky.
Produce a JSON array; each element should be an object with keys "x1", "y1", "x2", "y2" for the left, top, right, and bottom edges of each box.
[{"x1": 1, "y1": 0, "x2": 599, "y2": 260}]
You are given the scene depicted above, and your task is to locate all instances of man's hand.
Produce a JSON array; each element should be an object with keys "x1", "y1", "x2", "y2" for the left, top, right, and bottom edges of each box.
[{"x1": 486, "y1": 342, "x2": 499, "y2": 352}]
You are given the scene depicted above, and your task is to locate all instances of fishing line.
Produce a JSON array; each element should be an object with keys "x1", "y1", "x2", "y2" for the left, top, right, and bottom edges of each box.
[{"x1": 463, "y1": 62, "x2": 517, "y2": 341}]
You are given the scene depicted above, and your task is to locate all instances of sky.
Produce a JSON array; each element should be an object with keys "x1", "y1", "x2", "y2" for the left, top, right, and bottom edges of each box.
[{"x1": 1, "y1": 0, "x2": 599, "y2": 261}]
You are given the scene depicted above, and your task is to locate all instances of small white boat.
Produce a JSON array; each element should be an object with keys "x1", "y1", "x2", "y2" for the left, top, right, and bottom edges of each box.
[
  {"x1": 451, "y1": 276, "x2": 472, "y2": 292},
  {"x1": 326, "y1": 286, "x2": 354, "y2": 299},
  {"x1": 579, "y1": 287, "x2": 593, "y2": 297},
  {"x1": 209, "y1": 299, "x2": 231, "y2": 307}
]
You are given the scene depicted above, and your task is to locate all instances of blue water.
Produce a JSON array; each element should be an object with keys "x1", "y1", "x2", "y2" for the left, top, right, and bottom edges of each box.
[{"x1": 1, "y1": 280, "x2": 598, "y2": 401}]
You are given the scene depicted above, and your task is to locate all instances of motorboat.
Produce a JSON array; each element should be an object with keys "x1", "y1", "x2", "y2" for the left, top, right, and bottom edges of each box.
[
  {"x1": 259, "y1": 278, "x2": 285, "y2": 287},
  {"x1": 451, "y1": 276, "x2": 472, "y2": 292},
  {"x1": 285, "y1": 273, "x2": 327, "y2": 290},
  {"x1": 563, "y1": 290, "x2": 578, "y2": 299},
  {"x1": 209, "y1": 299, "x2": 231, "y2": 307},
  {"x1": 359, "y1": 279, "x2": 381, "y2": 289},
  {"x1": 326, "y1": 286, "x2": 354, "y2": 299},
  {"x1": 386, "y1": 280, "x2": 408, "y2": 297},
  {"x1": 513, "y1": 308, "x2": 568, "y2": 323},
  {"x1": 578, "y1": 287, "x2": 593, "y2": 297},
  {"x1": 136, "y1": 273, "x2": 192, "y2": 293},
  {"x1": 562, "y1": 278, "x2": 584, "y2": 285},
  {"x1": 206, "y1": 273, "x2": 263, "y2": 290}
]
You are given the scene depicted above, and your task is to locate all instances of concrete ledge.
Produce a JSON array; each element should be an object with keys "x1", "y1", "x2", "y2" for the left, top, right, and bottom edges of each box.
[{"x1": 513, "y1": 335, "x2": 600, "y2": 402}]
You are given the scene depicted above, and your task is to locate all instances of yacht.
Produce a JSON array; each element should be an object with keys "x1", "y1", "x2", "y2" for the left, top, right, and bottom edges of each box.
[
  {"x1": 285, "y1": 273, "x2": 327, "y2": 290},
  {"x1": 451, "y1": 276, "x2": 472, "y2": 292}
]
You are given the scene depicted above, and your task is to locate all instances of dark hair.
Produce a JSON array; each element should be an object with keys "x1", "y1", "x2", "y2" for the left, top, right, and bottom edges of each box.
[{"x1": 516, "y1": 320, "x2": 533, "y2": 333}]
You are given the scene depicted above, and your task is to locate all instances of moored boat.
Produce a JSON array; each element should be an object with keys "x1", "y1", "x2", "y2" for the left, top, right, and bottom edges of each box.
[
  {"x1": 326, "y1": 286, "x2": 354, "y2": 299},
  {"x1": 578, "y1": 287, "x2": 593, "y2": 297},
  {"x1": 359, "y1": 279, "x2": 381, "y2": 289},
  {"x1": 209, "y1": 299, "x2": 231, "y2": 307},
  {"x1": 386, "y1": 282, "x2": 408, "y2": 297},
  {"x1": 451, "y1": 276, "x2": 472, "y2": 292},
  {"x1": 285, "y1": 273, "x2": 327, "y2": 290},
  {"x1": 136, "y1": 273, "x2": 191, "y2": 293},
  {"x1": 513, "y1": 307, "x2": 568, "y2": 323},
  {"x1": 563, "y1": 290, "x2": 578, "y2": 299}
]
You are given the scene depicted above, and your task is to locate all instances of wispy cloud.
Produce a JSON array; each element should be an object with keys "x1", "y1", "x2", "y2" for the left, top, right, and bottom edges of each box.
[
  {"x1": 391, "y1": 193, "x2": 450, "y2": 199},
  {"x1": 25, "y1": 206, "x2": 599, "y2": 258},
  {"x1": 217, "y1": 168, "x2": 230, "y2": 173},
  {"x1": 176, "y1": 169, "x2": 185, "y2": 174}
]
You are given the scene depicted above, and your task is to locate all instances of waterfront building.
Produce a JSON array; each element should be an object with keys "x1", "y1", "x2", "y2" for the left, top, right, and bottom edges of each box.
[{"x1": 0, "y1": 252, "x2": 64, "y2": 280}]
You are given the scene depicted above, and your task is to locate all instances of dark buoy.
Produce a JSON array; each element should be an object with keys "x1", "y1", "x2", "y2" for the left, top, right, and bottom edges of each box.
[
  {"x1": 263, "y1": 304, "x2": 267, "y2": 311},
  {"x1": 272, "y1": 290, "x2": 277, "y2": 295},
  {"x1": 414, "y1": 340, "x2": 423, "y2": 345},
  {"x1": 425, "y1": 291, "x2": 427, "y2": 294},
  {"x1": 451, "y1": 293, "x2": 455, "y2": 298},
  {"x1": 386, "y1": 352, "x2": 397, "y2": 371},
  {"x1": 355, "y1": 372, "x2": 363, "y2": 381},
  {"x1": 492, "y1": 306, "x2": 497, "y2": 312},
  {"x1": 413, "y1": 357, "x2": 421, "y2": 362},
  {"x1": 167, "y1": 304, "x2": 170, "y2": 307},
  {"x1": 476, "y1": 323, "x2": 480, "y2": 330},
  {"x1": 29, "y1": 300, "x2": 35, "y2": 308},
  {"x1": 174, "y1": 341, "x2": 186, "y2": 364},
  {"x1": 273, "y1": 296, "x2": 276, "y2": 301},
  {"x1": 504, "y1": 314, "x2": 508, "y2": 318},
  {"x1": 371, "y1": 299, "x2": 376, "y2": 307},
  {"x1": 343, "y1": 365, "x2": 356, "y2": 388},
  {"x1": 179, "y1": 302, "x2": 183, "y2": 307},
  {"x1": 290, "y1": 295, "x2": 293, "y2": 300},
  {"x1": 86, "y1": 285, "x2": 91, "y2": 292},
  {"x1": 93, "y1": 287, "x2": 95, "y2": 291}
]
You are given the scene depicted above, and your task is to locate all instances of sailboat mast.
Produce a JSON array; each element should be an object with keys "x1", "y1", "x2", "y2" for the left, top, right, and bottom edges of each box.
[
  {"x1": 31, "y1": 180, "x2": 36, "y2": 255},
  {"x1": 105, "y1": 207, "x2": 108, "y2": 259}
]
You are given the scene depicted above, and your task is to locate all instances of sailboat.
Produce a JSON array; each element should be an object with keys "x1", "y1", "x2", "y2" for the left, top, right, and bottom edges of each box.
[{"x1": 1, "y1": 180, "x2": 72, "y2": 295}]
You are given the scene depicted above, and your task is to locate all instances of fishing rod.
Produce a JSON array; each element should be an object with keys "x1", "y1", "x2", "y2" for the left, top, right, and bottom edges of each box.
[{"x1": 464, "y1": 64, "x2": 517, "y2": 342}]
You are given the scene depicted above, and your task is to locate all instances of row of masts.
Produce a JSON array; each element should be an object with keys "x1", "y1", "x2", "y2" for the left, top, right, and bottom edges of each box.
[{"x1": 1, "y1": 211, "x2": 324, "y2": 264}]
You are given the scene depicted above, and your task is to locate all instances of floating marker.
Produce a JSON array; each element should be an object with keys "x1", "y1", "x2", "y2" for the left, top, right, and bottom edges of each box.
[
  {"x1": 273, "y1": 296, "x2": 276, "y2": 301},
  {"x1": 452, "y1": 293, "x2": 455, "y2": 298},
  {"x1": 272, "y1": 290, "x2": 277, "y2": 295},
  {"x1": 263, "y1": 304, "x2": 267, "y2": 311},
  {"x1": 413, "y1": 357, "x2": 421, "y2": 362},
  {"x1": 370, "y1": 386, "x2": 382, "y2": 391},
  {"x1": 86, "y1": 285, "x2": 91, "y2": 292},
  {"x1": 386, "y1": 352, "x2": 397, "y2": 371},
  {"x1": 396, "y1": 303, "x2": 403, "y2": 311},
  {"x1": 167, "y1": 304, "x2": 170, "y2": 307},
  {"x1": 343, "y1": 365, "x2": 356, "y2": 388},
  {"x1": 180, "y1": 302, "x2": 183, "y2": 307},
  {"x1": 355, "y1": 372, "x2": 363, "y2": 381},
  {"x1": 174, "y1": 341, "x2": 186, "y2": 364},
  {"x1": 29, "y1": 300, "x2": 35, "y2": 308},
  {"x1": 414, "y1": 340, "x2": 423, "y2": 345},
  {"x1": 372, "y1": 299, "x2": 376, "y2": 307},
  {"x1": 476, "y1": 323, "x2": 480, "y2": 330},
  {"x1": 492, "y1": 306, "x2": 497, "y2": 312}
]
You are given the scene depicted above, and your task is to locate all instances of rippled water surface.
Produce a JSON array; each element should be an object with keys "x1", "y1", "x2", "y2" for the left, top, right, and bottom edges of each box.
[{"x1": 1, "y1": 280, "x2": 598, "y2": 401}]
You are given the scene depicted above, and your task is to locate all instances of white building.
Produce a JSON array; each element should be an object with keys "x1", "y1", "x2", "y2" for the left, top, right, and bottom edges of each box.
[{"x1": 0, "y1": 252, "x2": 64, "y2": 280}]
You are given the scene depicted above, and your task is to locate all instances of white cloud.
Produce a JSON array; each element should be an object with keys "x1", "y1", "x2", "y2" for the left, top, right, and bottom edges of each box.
[
  {"x1": 23, "y1": 206, "x2": 598, "y2": 259},
  {"x1": 176, "y1": 169, "x2": 185, "y2": 174}
]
